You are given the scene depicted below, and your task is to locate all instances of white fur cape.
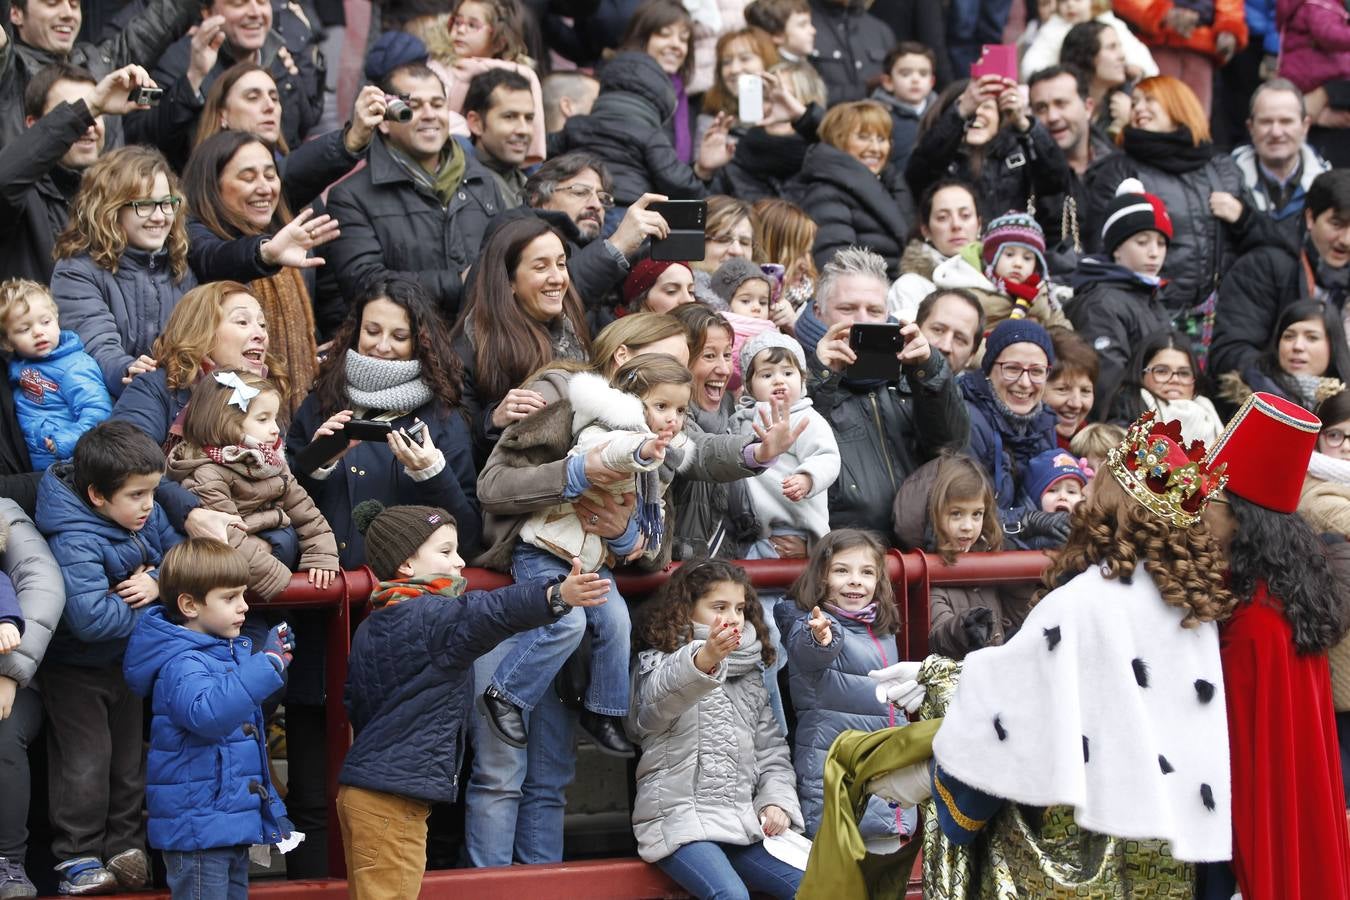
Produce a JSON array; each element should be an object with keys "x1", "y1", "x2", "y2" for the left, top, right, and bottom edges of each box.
[{"x1": 931, "y1": 564, "x2": 1232, "y2": 862}]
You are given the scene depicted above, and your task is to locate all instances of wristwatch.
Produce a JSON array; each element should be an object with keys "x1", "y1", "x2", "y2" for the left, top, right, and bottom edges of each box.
[{"x1": 546, "y1": 581, "x2": 569, "y2": 617}]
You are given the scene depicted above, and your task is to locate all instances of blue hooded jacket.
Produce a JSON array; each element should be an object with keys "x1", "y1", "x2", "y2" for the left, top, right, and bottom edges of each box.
[
  {"x1": 35, "y1": 464, "x2": 182, "y2": 667},
  {"x1": 124, "y1": 606, "x2": 289, "y2": 851},
  {"x1": 9, "y1": 330, "x2": 113, "y2": 469}
]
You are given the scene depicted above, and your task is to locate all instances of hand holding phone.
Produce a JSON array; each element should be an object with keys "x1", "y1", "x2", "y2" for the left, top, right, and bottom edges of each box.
[
  {"x1": 737, "y1": 73, "x2": 763, "y2": 124},
  {"x1": 970, "y1": 44, "x2": 1017, "y2": 83},
  {"x1": 649, "y1": 200, "x2": 706, "y2": 261},
  {"x1": 846, "y1": 323, "x2": 904, "y2": 381}
]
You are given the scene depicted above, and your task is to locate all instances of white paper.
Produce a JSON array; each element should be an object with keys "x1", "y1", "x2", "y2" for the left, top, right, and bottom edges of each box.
[
  {"x1": 761, "y1": 829, "x2": 812, "y2": 871},
  {"x1": 277, "y1": 831, "x2": 306, "y2": 854}
]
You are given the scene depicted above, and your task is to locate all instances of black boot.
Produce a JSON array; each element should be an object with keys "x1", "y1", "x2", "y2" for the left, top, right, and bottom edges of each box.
[
  {"x1": 480, "y1": 686, "x2": 528, "y2": 749},
  {"x1": 578, "y1": 709, "x2": 635, "y2": 758}
]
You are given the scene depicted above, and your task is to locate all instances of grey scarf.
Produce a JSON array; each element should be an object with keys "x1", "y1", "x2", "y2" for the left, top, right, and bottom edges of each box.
[{"x1": 343, "y1": 350, "x2": 434, "y2": 412}]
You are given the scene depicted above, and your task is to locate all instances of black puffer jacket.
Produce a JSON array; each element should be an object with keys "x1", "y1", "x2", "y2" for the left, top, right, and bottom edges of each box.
[
  {"x1": 808, "y1": 0, "x2": 896, "y2": 104},
  {"x1": 547, "y1": 52, "x2": 705, "y2": 206},
  {"x1": 0, "y1": 100, "x2": 87, "y2": 284},
  {"x1": 905, "y1": 103, "x2": 1071, "y2": 234},
  {"x1": 793, "y1": 142, "x2": 917, "y2": 281},
  {"x1": 1209, "y1": 243, "x2": 1314, "y2": 377}
]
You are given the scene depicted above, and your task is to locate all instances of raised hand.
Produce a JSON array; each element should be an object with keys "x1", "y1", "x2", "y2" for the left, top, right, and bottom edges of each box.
[
  {"x1": 87, "y1": 65, "x2": 159, "y2": 117},
  {"x1": 560, "y1": 557, "x2": 611, "y2": 607},
  {"x1": 345, "y1": 84, "x2": 388, "y2": 154},
  {"x1": 752, "y1": 398, "x2": 809, "y2": 463},
  {"x1": 610, "y1": 193, "x2": 672, "y2": 258},
  {"x1": 694, "y1": 617, "x2": 741, "y2": 672},
  {"x1": 807, "y1": 606, "x2": 833, "y2": 646},
  {"x1": 186, "y1": 15, "x2": 227, "y2": 93},
  {"x1": 640, "y1": 423, "x2": 678, "y2": 463},
  {"x1": 260, "y1": 208, "x2": 340, "y2": 269},
  {"x1": 816, "y1": 320, "x2": 856, "y2": 372}
]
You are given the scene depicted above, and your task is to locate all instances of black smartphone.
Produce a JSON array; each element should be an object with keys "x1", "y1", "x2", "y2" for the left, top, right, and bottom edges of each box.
[
  {"x1": 293, "y1": 420, "x2": 395, "y2": 474},
  {"x1": 128, "y1": 86, "x2": 163, "y2": 106},
  {"x1": 649, "y1": 200, "x2": 706, "y2": 262},
  {"x1": 846, "y1": 323, "x2": 904, "y2": 381},
  {"x1": 343, "y1": 419, "x2": 394, "y2": 441},
  {"x1": 400, "y1": 420, "x2": 427, "y2": 441}
]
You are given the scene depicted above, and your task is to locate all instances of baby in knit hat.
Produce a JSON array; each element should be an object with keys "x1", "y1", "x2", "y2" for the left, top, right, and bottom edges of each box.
[
  {"x1": 981, "y1": 211, "x2": 1050, "y2": 320},
  {"x1": 731, "y1": 331, "x2": 841, "y2": 556},
  {"x1": 706, "y1": 258, "x2": 781, "y2": 393}
]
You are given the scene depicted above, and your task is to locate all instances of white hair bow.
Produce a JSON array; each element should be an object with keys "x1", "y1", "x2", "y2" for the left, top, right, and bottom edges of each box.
[{"x1": 213, "y1": 371, "x2": 261, "y2": 413}]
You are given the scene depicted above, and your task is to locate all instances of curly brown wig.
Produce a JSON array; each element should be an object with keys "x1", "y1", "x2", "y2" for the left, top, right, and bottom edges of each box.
[
  {"x1": 787, "y1": 530, "x2": 899, "y2": 636},
  {"x1": 1042, "y1": 469, "x2": 1236, "y2": 627},
  {"x1": 637, "y1": 559, "x2": 775, "y2": 667}
]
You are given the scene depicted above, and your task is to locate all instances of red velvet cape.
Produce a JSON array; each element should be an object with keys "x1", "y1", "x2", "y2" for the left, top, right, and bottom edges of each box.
[{"x1": 1221, "y1": 582, "x2": 1350, "y2": 900}]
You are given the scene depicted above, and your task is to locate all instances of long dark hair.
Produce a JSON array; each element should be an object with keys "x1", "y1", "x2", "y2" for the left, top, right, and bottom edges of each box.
[
  {"x1": 1060, "y1": 21, "x2": 1112, "y2": 81},
  {"x1": 311, "y1": 275, "x2": 464, "y2": 416},
  {"x1": 1228, "y1": 495, "x2": 1349, "y2": 653},
  {"x1": 183, "y1": 130, "x2": 292, "y2": 237},
  {"x1": 637, "y1": 559, "x2": 775, "y2": 667},
  {"x1": 1256, "y1": 300, "x2": 1350, "y2": 397},
  {"x1": 617, "y1": 0, "x2": 695, "y2": 82},
  {"x1": 194, "y1": 62, "x2": 289, "y2": 154},
  {"x1": 1107, "y1": 330, "x2": 1207, "y2": 424}
]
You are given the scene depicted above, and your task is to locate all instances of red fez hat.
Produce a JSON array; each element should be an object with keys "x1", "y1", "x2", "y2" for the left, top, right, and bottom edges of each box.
[{"x1": 1204, "y1": 392, "x2": 1320, "y2": 513}]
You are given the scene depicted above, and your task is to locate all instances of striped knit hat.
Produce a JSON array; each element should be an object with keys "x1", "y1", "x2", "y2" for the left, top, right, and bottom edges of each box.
[
  {"x1": 981, "y1": 211, "x2": 1047, "y2": 278},
  {"x1": 1101, "y1": 178, "x2": 1173, "y2": 254}
]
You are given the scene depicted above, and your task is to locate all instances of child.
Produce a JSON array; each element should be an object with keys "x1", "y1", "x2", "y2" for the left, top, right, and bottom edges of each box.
[
  {"x1": 1, "y1": 279, "x2": 112, "y2": 470},
  {"x1": 732, "y1": 332, "x2": 840, "y2": 554},
  {"x1": 1070, "y1": 421, "x2": 1126, "y2": 476},
  {"x1": 893, "y1": 454, "x2": 1033, "y2": 659},
  {"x1": 744, "y1": 0, "x2": 816, "y2": 63},
  {"x1": 706, "y1": 258, "x2": 780, "y2": 393},
  {"x1": 1065, "y1": 178, "x2": 1174, "y2": 404},
  {"x1": 122, "y1": 539, "x2": 295, "y2": 900},
  {"x1": 1025, "y1": 448, "x2": 1089, "y2": 515},
  {"x1": 870, "y1": 42, "x2": 938, "y2": 174},
  {"x1": 775, "y1": 530, "x2": 910, "y2": 845},
  {"x1": 1020, "y1": 0, "x2": 1158, "y2": 81},
  {"x1": 484, "y1": 355, "x2": 694, "y2": 754},
  {"x1": 339, "y1": 500, "x2": 609, "y2": 896},
  {"x1": 34, "y1": 420, "x2": 184, "y2": 894},
  {"x1": 168, "y1": 371, "x2": 339, "y2": 600},
  {"x1": 631, "y1": 559, "x2": 804, "y2": 898}
]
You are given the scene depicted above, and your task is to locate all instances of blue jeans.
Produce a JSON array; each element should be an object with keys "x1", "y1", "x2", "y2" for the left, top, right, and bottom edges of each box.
[
  {"x1": 655, "y1": 840, "x2": 803, "y2": 900},
  {"x1": 465, "y1": 635, "x2": 578, "y2": 866},
  {"x1": 492, "y1": 544, "x2": 630, "y2": 716},
  {"x1": 163, "y1": 846, "x2": 249, "y2": 900}
]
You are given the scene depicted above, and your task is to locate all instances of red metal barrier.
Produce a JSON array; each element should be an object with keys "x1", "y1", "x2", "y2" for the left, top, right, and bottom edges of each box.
[{"x1": 94, "y1": 550, "x2": 1044, "y2": 895}]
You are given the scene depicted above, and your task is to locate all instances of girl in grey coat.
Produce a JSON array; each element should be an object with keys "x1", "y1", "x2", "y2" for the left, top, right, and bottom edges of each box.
[{"x1": 630, "y1": 560, "x2": 803, "y2": 899}]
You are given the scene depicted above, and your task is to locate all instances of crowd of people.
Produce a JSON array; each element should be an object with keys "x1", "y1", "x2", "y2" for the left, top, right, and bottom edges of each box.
[{"x1": 0, "y1": 0, "x2": 1348, "y2": 896}]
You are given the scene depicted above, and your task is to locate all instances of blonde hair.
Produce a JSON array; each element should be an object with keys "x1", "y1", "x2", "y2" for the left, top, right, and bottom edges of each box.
[
  {"x1": 181, "y1": 369, "x2": 282, "y2": 449},
  {"x1": 819, "y1": 100, "x2": 892, "y2": 153},
  {"x1": 1069, "y1": 422, "x2": 1126, "y2": 461},
  {"x1": 768, "y1": 60, "x2": 826, "y2": 108},
  {"x1": 611, "y1": 352, "x2": 692, "y2": 400},
  {"x1": 153, "y1": 281, "x2": 290, "y2": 399},
  {"x1": 0, "y1": 279, "x2": 58, "y2": 349},
  {"x1": 590, "y1": 312, "x2": 689, "y2": 377},
  {"x1": 52, "y1": 145, "x2": 190, "y2": 280},
  {"x1": 753, "y1": 198, "x2": 817, "y2": 286}
]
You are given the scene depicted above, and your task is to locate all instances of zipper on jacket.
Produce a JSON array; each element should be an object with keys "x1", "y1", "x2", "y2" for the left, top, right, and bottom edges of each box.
[{"x1": 868, "y1": 393, "x2": 897, "y2": 489}]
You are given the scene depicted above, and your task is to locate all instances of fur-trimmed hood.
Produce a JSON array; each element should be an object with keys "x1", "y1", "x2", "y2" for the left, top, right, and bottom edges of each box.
[{"x1": 567, "y1": 371, "x2": 649, "y2": 435}]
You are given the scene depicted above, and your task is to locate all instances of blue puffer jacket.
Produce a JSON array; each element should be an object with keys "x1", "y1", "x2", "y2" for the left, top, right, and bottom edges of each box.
[
  {"x1": 124, "y1": 606, "x2": 289, "y2": 851},
  {"x1": 340, "y1": 577, "x2": 557, "y2": 803},
  {"x1": 775, "y1": 600, "x2": 909, "y2": 840},
  {"x1": 9, "y1": 330, "x2": 113, "y2": 469},
  {"x1": 960, "y1": 371, "x2": 1058, "y2": 526},
  {"x1": 50, "y1": 251, "x2": 196, "y2": 397},
  {"x1": 34, "y1": 464, "x2": 182, "y2": 667}
]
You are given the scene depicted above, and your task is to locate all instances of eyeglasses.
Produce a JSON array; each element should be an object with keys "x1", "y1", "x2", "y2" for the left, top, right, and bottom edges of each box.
[
  {"x1": 993, "y1": 362, "x2": 1049, "y2": 384},
  {"x1": 1143, "y1": 365, "x2": 1195, "y2": 384},
  {"x1": 124, "y1": 196, "x2": 182, "y2": 218},
  {"x1": 709, "y1": 234, "x2": 755, "y2": 251},
  {"x1": 1323, "y1": 429, "x2": 1350, "y2": 448},
  {"x1": 450, "y1": 15, "x2": 488, "y2": 33},
  {"x1": 555, "y1": 183, "x2": 615, "y2": 208}
]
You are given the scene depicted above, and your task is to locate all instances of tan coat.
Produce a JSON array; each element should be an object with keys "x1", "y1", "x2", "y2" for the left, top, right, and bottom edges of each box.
[
  {"x1": 168, "y1": 444, "x2": 339, "y2": 599},
  {"x1": 1298, "y1": 470, "x2": 1350, "y2": 710}
]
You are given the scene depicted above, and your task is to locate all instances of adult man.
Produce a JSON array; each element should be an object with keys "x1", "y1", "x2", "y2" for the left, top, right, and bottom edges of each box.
[
  {"x1": 0, "y1": 63, "x2": 154, "y2": 282},
  {"x1": 1028, "y1": 65, "x2": 1116, "y2": 273},
  {"x1": 915, "y1": 288, "x2": 984, "y2": 374},
  {"x1": 326, "y1": 62, "x2": 503, "y2": 320},
  {"x1": 0, "y1": 0, "x2": 195, "y2": 148},
  {"x1": 541, "y1": 71, "x2": 597, "y2": 134},
  {"x1": 1210, "y1": 169, "x2": 1350, "y2": 377},
  {"x1": 809, "y1": 247, "x2": 970, "y2": 534},
  {"x1": 1231, "y1": 79, "x2": 1330, "y2": 241},
  {"x1": 465, "y1": 68, "x2": 535, "y2": 207}
]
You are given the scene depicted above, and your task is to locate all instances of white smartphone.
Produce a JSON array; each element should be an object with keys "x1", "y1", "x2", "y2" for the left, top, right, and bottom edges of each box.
[{"x1": 738, "y1": 73, "x2": 763, "y2": 124}]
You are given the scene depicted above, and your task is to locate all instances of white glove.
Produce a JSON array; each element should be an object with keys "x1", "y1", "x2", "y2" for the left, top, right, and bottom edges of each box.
[
  {"x1": 868, "y1": 660, "x2": 925, "y2": 714},
  {"x1": 867, "y1": 761, "x2": 933, "y2": 806}
]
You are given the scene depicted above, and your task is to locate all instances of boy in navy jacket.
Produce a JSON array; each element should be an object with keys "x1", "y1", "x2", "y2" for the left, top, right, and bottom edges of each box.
[
  {"x1": 124, "y1": 538, "x2": 295, "y2": 899},
  {"x1": 35, "y1": 420, "x2": 183, "y2": 894}
]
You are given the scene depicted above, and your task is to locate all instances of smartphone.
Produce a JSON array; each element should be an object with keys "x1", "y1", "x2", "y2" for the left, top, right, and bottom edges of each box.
[
  {"x1": 293, "y1": 420, "x2": 395, "y2": 474},
  {"x1": 649, "y1": 200, "x2": 706, "y2": 262},
  {"x1": 847, "y1": 323, "x2": 905, "y2": 381},
  {"x1": 128, "y1": 86, "x2": 163, "y2": 106},
  {"x1": 400, "y1": 420, "x2": 427, "y2": 441},
  {"x1": 342, "y1": 419, "x2": 395, "y2": 442},
  {"x1": 970, "y1": 44, "x2": 1017, "y2": 83},
  {"x1": 738, "y1": 73, "x2": 763, "y2": 124}
]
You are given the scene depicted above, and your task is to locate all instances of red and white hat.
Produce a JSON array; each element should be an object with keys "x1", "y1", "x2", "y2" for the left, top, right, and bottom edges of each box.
[
  {"x1": 1101, "y1": 178, "x2": 1173, "y2": 254},
  {"x1": 1204, "y1": 392, "x2": 1321, "y2": 513}
]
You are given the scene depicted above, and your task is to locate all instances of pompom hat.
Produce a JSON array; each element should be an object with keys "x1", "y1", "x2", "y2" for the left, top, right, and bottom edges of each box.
[
  {"x1": 352, "y1": 500, "x2": 457, "y2": 580},
  {"x1": 1101, "y1": 177, "x2": 1173, "y2": 254},
  {"x1": 981, "y1": 211, "x2": 1048, "y2": 278}
]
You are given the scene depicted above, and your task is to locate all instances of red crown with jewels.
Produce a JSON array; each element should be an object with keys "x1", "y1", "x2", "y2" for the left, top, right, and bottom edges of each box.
[{"x1": 1106, "y1": 411, "x2": 1228, "y2": 528}]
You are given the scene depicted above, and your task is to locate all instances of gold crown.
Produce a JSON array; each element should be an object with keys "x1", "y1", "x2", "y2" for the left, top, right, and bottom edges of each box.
[{"x1": 1106, "y1": 412, "x2": 1227, "y2": 528}]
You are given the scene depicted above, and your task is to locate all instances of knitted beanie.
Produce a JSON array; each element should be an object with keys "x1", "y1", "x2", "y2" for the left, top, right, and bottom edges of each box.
[
  {"x1": 1024, "y1": 448, "x2": 1088, "y2": 502},
  {"x1": 622, "y1": 259, "x2": 691, "y2": 307},
  {"x1": 352, "y1": 500, "x2": 457, "y2": 581},
  {"x1": 739, "y1": 330, "x2": 808, "y2": 379},
  {"x1": 708, "y1": 258, "x2": 771, "y2": 311},
  {"x1": 981, "y1": 318, "x2": 1056, "y2": 374},
  {"x1": 364, "y1": 31, "x2": 429, "y2": 83},
  {"x1": 1101, "y1": 178, "x2": 1173, "y2": 254},
  {"x1": 981, "y1": 211, "x2": 1048, "y2": 278}
]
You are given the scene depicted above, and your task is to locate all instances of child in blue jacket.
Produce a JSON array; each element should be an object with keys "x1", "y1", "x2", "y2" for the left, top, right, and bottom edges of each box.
[
  {"x1": 35, "y1": 420, "x2": 184, "y2": 894},
  {"x1": 124, "y1": 538, "x2": 295, "y2": 899},
  {"x1": 1, "y1": 279, "x2": 112, "y2": 469}
]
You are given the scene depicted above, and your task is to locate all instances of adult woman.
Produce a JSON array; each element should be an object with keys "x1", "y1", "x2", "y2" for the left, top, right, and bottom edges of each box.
[
  {"x1": 1044, "y1": 329, "x2": 1098, "y2": 449},
  {"x1": 1108, "y1": 330, "x2": 1222, "y2": 443},
  {"x1": 690, "y1": 195, "x2": 757, "y2": 305},
  {"x1": 753, "y1": 197, "x2": 818, "y2": 318},
  {"x1": 700, "y1": 27, "x2": 778, "y2": 128},
  {"x1": 1217, "y1": 300, "x2": 1350, "y2": 413},
  {"x1": 183, "y1": 132, "x2": 340, "y2": 408},
  {"x1": 714, "y1": 61, "x2": 826, "y2": 202},
  {"x1": 450, "y1": 216, "x2": 591, "y2": 459},
  {"x1": 50, "y1": 145, "x2": 196, "y2": 397},
  {"x1": 960, "y1": 319, "x2": 1060, "y2": 540},
  {"x1": 796, "y1": 100, "x2": 918, "y2": 281},
  {"x1": 1061, "y1": 21, "x2": 1132, "y2": 134},
  {"x1": 620, "y1": 260, "x2": 697, "y2": 315},
  {"x1": 1084, "y1": 76, "x2": 1248, "y2": 334},
  {"x1": 890, "y1": 179, "x2": 983, "y2": 323},
  {"x1": 619, "y1": 0, "x2": 697, "y2": 164},
  {"x1": 905, "y1": 76, "x2": 1070, "y2": 238}
]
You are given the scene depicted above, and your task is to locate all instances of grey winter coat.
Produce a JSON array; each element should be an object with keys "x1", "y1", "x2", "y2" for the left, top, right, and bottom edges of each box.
[
  {"x1": 0, "y1": 498, "x2": 64, "y2": 687},
  {"x1": 774, "y1": 601, "x2": 905, "y2": 839},
  {"x1": 50, "y1": 251, "x2": 197, "y2": 397},
  {"x1": 629, "y1": 627, "x2": 803, "y2": 862}
]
